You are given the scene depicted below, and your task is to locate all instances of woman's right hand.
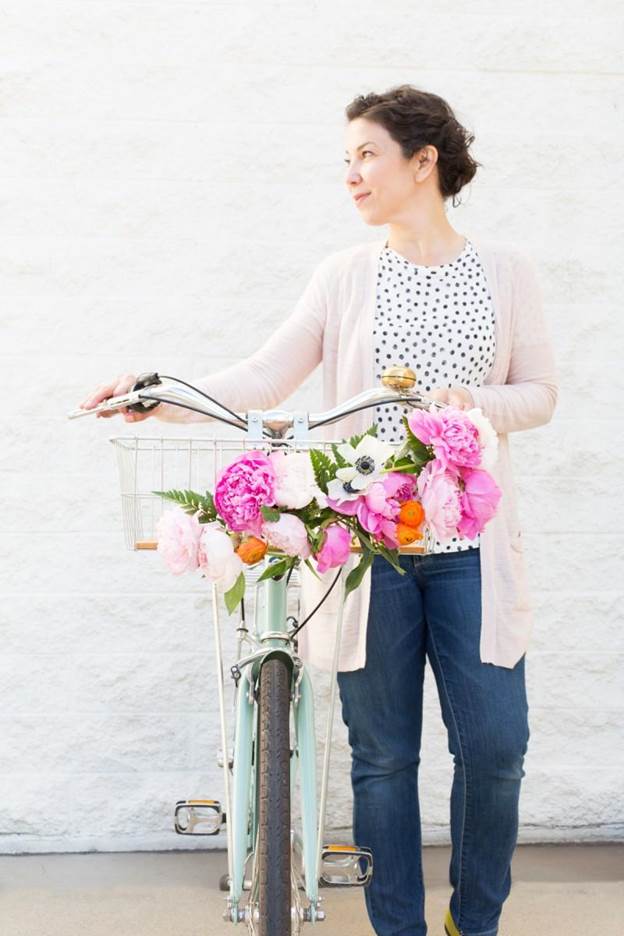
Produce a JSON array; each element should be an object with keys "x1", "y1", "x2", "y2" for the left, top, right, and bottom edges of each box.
[{"x1": 78, "y1": 373, "x2": 152, "y2": 422}]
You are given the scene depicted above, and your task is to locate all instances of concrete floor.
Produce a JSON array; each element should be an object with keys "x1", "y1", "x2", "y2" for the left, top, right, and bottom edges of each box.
[{"x1": 0, "y1": 844, "x2": 622, "y2": 935}]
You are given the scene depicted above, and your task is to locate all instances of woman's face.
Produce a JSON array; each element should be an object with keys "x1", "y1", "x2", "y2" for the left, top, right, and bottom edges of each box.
[{"x1": 343, "y1": 117, "x2": 437, "y2": 224}]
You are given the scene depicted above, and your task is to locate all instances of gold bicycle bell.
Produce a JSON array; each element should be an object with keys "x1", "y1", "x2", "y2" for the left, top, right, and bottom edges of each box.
[{"x1": 381, "y1": 365, "x2": 417, "y2": 391}]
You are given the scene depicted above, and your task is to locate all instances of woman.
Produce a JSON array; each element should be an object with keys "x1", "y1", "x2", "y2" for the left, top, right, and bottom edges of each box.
[{"x1": 80, "y1": 84, "x2": 558, "y2": 936}]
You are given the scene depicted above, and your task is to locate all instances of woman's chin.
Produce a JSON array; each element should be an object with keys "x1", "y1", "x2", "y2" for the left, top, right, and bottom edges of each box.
[{"x1": 360, "y1": 213, "x2": 386, "y2": 227}]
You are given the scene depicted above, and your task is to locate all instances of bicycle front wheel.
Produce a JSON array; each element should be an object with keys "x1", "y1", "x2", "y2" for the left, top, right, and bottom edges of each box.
[{"x1": 257, "y1": 655, "x2": 292, "y2": 936}]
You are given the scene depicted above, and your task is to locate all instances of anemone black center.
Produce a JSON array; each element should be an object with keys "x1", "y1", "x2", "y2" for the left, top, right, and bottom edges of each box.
[{"x1": 354, "y1": 455, "x2": 375, "y2": 475}]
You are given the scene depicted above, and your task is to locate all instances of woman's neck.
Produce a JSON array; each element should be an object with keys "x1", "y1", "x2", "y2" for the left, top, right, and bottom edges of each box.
[{"x1": 385, "y1": 223, "x2": 466, "y2": 267}]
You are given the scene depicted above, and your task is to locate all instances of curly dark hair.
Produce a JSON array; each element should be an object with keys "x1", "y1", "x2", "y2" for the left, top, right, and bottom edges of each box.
[{"x1": 345, "y1": 84, "x2": 482, "y2": 207}]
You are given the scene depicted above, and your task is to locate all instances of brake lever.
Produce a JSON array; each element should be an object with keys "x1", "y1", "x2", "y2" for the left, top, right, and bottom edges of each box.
[{"x1": 126, "y1": 372, "x2": 163, "y2": 413}]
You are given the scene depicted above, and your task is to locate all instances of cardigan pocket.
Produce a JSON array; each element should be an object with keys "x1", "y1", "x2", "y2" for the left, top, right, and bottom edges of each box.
[{"x1": 510, "y1": 527, "x2": 524, "y2": 552}]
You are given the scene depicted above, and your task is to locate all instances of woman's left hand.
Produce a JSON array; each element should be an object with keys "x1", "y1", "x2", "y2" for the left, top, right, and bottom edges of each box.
[{"x1": 427, "y1": 386, "x2": 474, "y2": 410}]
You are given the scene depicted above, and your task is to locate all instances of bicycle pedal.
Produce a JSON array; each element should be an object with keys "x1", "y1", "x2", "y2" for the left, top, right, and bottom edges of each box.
[
  {"x1": 174, "y1": 799, "x2": 224, "y2": 835},
  {"x1": 319, "y1": 844, "x2": 373, "y2": 887}
]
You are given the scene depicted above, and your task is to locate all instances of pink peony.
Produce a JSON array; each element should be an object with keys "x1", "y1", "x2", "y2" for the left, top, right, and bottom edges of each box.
[
  {"x1": 386, "y1": 472, "x2": 419, "y2": 505},
  {"x1": 197, "y1": 522, "x2": 244, "y2": 590},
  {"x1": 456, "y1": 467, "x2": 502, "y2": 539},
  {"x1": 261, "y1": 513, "x2": 312, "y2": 558},
  {"x1": 416, "y1": 458, "x2": 462, "y2": 543},
  {"x1": 156, "y1": 507, "x2": 202, "y2": 575},
  {"x1": 408, "y1": 405, "x2": 482, "y2": 473},
  {"x1": 214, "y1": 450, "x2": 276, "y2": 536},
  {"x1": 315, "y1": 523, "x2": 352, "y2": 573}
]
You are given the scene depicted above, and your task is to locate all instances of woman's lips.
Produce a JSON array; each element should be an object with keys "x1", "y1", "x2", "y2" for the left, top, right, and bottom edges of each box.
[{"x1": 355, "y1": 193, "x2": 370, "y2": 205}]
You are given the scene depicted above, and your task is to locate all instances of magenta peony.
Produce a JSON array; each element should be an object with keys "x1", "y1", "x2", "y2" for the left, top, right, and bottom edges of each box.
[
  {"x1": 456, "y1": 467, "x2": 502, "y2": 539},
  {"x1": 315, "y1": 523, "x2": 352, "y2": 573},
  {"x1": 261, "y1": 512, "x2": 312, "y2": 558},
  {"x1": 408, "y1": 405, "x2": 482, "y2": 473},
  {"x1": 214, "y1": 450, "x2": 276, "y2": 535},
  {"x1": 156, "y1": 507, "x2": 202, "y2": 575},
  {"x1": 416, "y1": 458, "x2": 462, "y2": 543}
]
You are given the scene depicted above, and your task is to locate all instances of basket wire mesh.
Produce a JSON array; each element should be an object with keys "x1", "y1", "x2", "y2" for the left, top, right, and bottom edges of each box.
[{"x1": 110, "y1": 435, "x2": 433, "y2": 557}]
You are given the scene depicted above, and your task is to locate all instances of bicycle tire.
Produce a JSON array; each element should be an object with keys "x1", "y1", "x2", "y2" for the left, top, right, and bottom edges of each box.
[{"x1": 257, "y1": 655, "x2": 292, "y2": 936}]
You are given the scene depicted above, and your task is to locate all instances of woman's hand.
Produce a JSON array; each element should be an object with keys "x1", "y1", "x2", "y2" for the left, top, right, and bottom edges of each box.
[
  {"x1": 78, "y1": 373, "x2": 152, "y2": 423},
  {"x1": 427, "y1": 386, "x2": 474, "y2": 411}
]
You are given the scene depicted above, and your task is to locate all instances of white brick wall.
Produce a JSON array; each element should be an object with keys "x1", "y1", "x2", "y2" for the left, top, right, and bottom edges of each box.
[{"x1": 1, "y1": 1, "x2": 622, "y2": 853}]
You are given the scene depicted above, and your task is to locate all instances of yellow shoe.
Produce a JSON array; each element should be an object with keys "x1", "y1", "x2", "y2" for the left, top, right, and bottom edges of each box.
[{"x1": 444, "y1": 908, "x2": 461, "y2": 936}]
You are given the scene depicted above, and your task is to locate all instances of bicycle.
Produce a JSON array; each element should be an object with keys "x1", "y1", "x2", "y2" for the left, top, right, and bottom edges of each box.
[{"x1": 68, "y1": 366, "x2": 444, "y2": 934}]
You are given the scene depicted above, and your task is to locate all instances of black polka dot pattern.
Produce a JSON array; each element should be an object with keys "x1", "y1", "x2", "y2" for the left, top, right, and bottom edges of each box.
[{"x1": 373, "y1": 238, "x2": 496, "y2": 553}]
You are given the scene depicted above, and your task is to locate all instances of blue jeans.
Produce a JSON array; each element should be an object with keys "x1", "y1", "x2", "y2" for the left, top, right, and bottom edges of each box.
[{"x1": 336, "y1": 548, "x2": 529, "y2": 936}]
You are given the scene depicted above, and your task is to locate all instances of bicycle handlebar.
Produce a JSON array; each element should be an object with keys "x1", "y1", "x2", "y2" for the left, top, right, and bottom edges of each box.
[{"x1": 67, "y1": 370, "x2": 447, "y2": 440}]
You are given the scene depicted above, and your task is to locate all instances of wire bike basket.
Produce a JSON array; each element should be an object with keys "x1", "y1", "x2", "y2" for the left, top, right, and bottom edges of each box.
[{"x1": 109, "y1": 434, "x2": 433, "y2": 556}]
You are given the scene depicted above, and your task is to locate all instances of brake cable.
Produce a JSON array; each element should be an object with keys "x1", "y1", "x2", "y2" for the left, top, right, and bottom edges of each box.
[{"x1": 289, "y1": 567, "x2": 343, "y2": 639}]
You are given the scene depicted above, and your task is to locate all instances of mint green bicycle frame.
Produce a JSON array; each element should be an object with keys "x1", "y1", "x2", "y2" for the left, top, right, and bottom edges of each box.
[{"x1": 216, "y1": 550, "x2": 347, "y2": 925}]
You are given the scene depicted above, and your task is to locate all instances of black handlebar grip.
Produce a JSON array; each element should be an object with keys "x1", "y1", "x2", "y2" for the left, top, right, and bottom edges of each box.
[{"x1": 127, "y1": 372, "x2": 162, "y2": 413}]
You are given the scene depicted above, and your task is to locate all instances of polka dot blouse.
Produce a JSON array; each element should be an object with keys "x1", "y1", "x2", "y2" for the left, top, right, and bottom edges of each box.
[{"x1": 373, "y1": 237, "x2": 496, "y2": 553}]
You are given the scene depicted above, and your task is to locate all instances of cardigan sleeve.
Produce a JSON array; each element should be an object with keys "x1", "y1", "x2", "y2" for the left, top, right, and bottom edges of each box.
[
  {"x1": 153, "y1": 257, "x2": 330, "y2": 424},
  {"x1": 462, "y1": 251, "x2": 558, "y2": 434}
]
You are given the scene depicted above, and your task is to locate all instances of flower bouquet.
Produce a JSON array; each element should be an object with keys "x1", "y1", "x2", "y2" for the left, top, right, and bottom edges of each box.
[{"x1": 154, "y1": 405, "x2": 501, "y2": 614}]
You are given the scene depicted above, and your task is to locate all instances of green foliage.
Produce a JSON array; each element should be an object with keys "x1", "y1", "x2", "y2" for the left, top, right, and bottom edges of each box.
[
  {"x1": 397, "y1": 416, "x2": 433, "y2": 467},
  {"x1": 386, "y1": 456, "x2": 420, "y2": 474},
  {"x1": 303, "y1": 557, "x2": 322, "y2": 582},
  {"x1": 306, "y1": 527, "x2": 325, "y2": 554},
  {"x1": 256, "y1": 558, "x2": 292, "y2": 583},
  {"x1": 152, "y1": 488, "x2": 217, "y2": 521},
  {"x1": 331, "y1": 443, "x2": 349, "y2": 469},
  {"x1": 223, "y1": 572, "x2": 246, "y2": 615},
  {"x1": 375, "y1": 542, "x2": 406, "y2": 575},
  {"x1": 346, "y1": 424, "x2": 378, "y2": 450},
  {"x1": 260, "y1": 505, "x2": 281, "y2": 522},
  {"x1": 344, "y1": 548, "x2": 374, "y2": 596},
  {"x1": 309, "y1": 449, "x2": 334, "y2": 493}
]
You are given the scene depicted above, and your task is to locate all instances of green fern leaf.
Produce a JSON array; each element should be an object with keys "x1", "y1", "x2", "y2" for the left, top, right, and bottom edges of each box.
[{"x1": 309, "y1": 449, "x2": 334, "y2": 493}]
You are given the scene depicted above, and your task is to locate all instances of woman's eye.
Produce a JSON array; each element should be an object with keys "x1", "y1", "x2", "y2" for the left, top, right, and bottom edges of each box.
[{"x1": 343, "y1": 150, "x2": 372, "y2": 165}]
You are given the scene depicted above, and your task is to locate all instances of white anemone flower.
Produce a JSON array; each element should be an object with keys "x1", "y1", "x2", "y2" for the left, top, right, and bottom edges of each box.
[{"x1": 327, "y1": 434, "x2": 396, "y2": 502}]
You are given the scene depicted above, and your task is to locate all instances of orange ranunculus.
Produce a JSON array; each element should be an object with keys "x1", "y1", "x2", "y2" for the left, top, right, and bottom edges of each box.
[
  {"x1": 398, "y1": 499, "x2": 425, "y2": 529},
  {"x1": 235, "y1": 536, "x2": 268, "y2": 564},
  {"x1": 395, "y1": 522, "x2": 424, "y2": 546}
]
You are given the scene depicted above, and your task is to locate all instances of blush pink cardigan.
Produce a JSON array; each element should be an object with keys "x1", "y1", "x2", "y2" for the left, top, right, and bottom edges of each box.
[{"x1": 156, "y1": 236, "x2": 559, "y2": 672}]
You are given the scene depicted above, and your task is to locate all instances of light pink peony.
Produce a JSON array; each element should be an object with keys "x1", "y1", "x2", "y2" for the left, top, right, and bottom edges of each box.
[
  {"x1": 214, "y1": 450, "x2": 276, "y2": 536},
  {"x1": 416, "y1": 458, "x2": 462, "y2": 543},
  {"x1": 465, "y1": 408, "x2": 498, "y2": 471},
  {"x1": 156, "y1": 507, "x2": 202, "y2": 575},
  {"x1": 197, "y1": 522, "x2": 244, "y2": 590},
  {"x1": 315, "y1": 524, "x2": 352, "y2": 573},
  {"x1": 456, "y1": 467, "x2": 502, "y2": 539},
  {"x1": 408, "y1": 405, "x2": 482, "y2": 473},
  {"x1": 261, "y1": 512, "x2": 312, "y2": 558},
  {"x1": 269, "y1": 450, "x2": 319, "y2": 509}
]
